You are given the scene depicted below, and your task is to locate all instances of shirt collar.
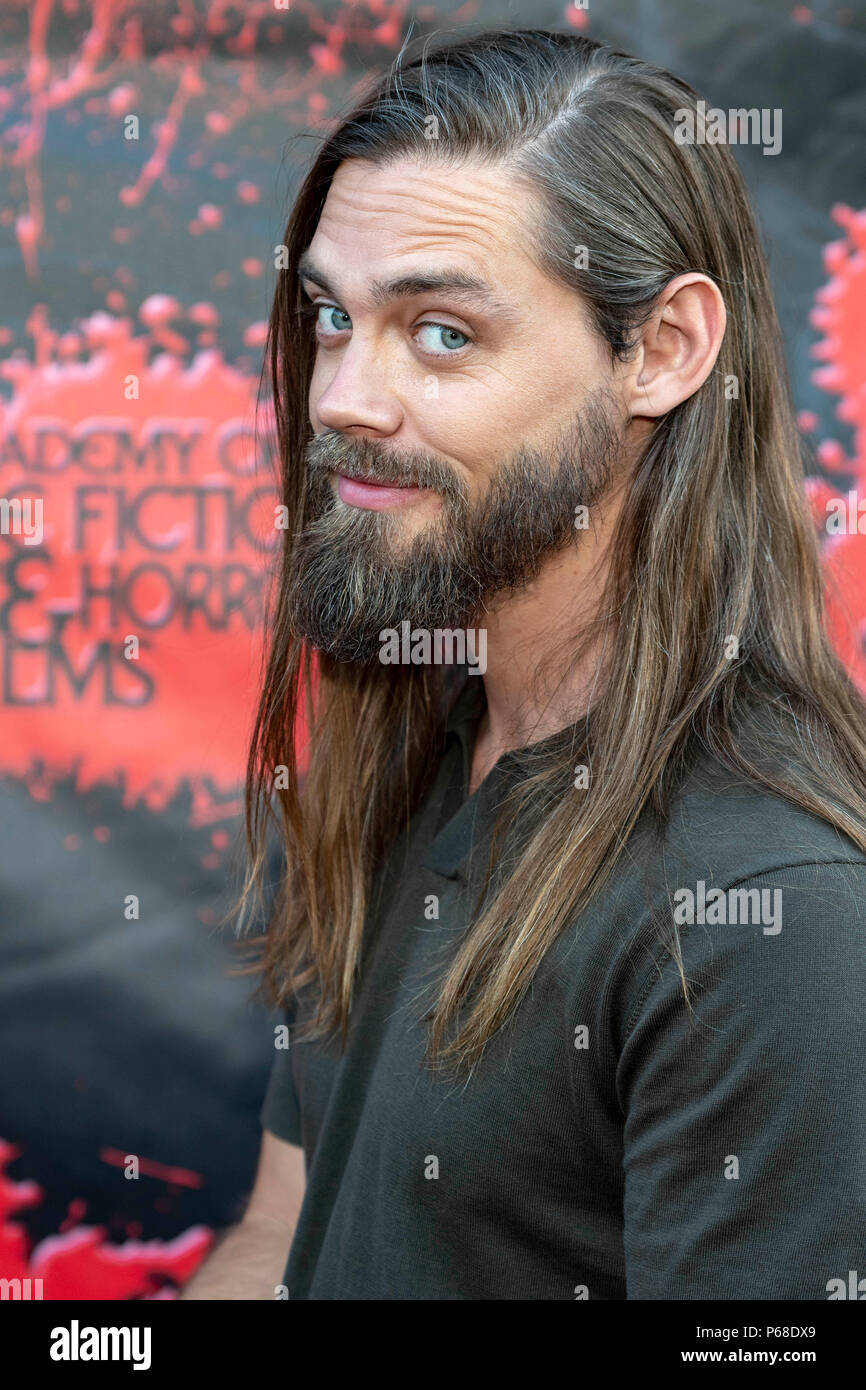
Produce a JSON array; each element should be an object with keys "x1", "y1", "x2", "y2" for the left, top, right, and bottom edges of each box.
[
  {"x1": 419, "y1": 674, "x2": 488, "y2": 883},
  {"x1": 424, "y1": 675, "x2": 592, "y2": 885}
]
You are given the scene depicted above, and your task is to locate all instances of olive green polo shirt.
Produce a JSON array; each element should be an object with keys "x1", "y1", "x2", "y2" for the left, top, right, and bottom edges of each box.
[{"x1": 260, "y1": 674, "x2": 866, "y2": 1300}]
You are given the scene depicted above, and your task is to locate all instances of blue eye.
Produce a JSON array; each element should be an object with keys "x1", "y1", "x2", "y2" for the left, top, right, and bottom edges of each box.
[
  {"x1": 316, "y1": 305, "x2": 351, "y2": 337},
  {"x1": 415, "y1": 323, "x2": 470, "y2": 354}
]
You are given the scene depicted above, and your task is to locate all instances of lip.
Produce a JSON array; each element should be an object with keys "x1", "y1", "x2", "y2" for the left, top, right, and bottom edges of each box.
[{"x1": 335, "y1": 472, "x2": 433, "y2": 511}]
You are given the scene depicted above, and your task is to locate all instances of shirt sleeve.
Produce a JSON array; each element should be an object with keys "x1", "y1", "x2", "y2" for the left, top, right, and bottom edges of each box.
[
  {"x1": 259, "y1": 1004, "x2": 303, "y2": 1146},
  {"x1": 617, "y1": 861, "x2": 866, "y2": 1299}
]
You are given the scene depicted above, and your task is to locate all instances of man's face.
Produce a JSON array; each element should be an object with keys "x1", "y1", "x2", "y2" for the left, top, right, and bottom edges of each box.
[{"x1": 286, "y1": 156, "x2": 629, "y2": 662}]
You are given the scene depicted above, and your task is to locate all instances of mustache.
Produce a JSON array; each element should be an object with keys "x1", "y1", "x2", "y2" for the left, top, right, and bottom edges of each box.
[{"x1": 304, "y1": 430, "x2": 466, "y2": 500}]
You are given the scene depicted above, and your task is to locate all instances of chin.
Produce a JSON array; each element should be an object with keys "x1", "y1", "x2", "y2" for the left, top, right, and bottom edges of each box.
[{"x1": 388, "y1": 495, "x2": 444, "y2": 537}]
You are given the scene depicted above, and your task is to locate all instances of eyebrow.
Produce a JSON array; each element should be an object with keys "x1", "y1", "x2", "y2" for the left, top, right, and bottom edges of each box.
[{"x1": 296, "y1": 251, "x2": 523, "y2": 325}]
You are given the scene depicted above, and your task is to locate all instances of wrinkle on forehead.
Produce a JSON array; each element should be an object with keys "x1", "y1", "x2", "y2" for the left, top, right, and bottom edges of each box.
[{"x1": 314, "y1": 158, "x2": 536, "y2": 264}]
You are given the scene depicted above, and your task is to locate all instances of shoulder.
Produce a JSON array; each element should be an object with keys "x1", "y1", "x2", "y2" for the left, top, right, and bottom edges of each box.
[
  {"x1": 621, "y1": 743, "x2": 866, "y2": 923},
  {"x1": 588, "y1": 748, "x2": 866, "y2": 1041},
  {"x1": 653, "y1": 747, "x2": 866, "y2": 885}
]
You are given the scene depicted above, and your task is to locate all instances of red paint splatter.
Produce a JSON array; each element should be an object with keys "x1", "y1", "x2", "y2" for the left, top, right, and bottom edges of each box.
[
  {"x1": 59, "y1": 1197, "x2": 88, "y2": 1233},
  {"x1": 99, "y1": 1149, "x2": 204, "y2": 1189},
  {"x1": 31, "y1": 1224, "x2": 211, "y2": 1299},
  {"x1": 0, "y1": 1140, "x2": 210, "y2": 1298},
  {"x1": 564, "y1": 4, "x2": 591, "y2": 30},
  {"x1": 7, "y1": 0, "x2": 416, "y2": 276}
]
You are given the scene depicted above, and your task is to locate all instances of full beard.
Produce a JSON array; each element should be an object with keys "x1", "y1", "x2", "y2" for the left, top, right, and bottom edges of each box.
[{"x1": 284, "y1": 389, "x2": 625, "y2": 664}]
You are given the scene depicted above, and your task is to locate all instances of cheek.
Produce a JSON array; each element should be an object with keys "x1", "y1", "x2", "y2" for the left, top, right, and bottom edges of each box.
[{"x1": 416, "y1": 395, "x2": 513, "y2": 496}]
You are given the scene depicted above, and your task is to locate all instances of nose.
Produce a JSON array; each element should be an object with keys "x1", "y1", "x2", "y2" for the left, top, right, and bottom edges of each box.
[{"x1": 313, "y1": 341, "x2": 403, "y2": 437}]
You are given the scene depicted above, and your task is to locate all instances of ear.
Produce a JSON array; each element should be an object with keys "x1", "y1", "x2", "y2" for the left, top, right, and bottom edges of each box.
[{"x1": 624, "y1": 273, "x2": 727, "y2": 420}]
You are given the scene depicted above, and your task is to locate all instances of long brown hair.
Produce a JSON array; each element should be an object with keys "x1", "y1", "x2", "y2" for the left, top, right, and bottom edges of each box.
[{"x1": 235, "y1": 28, "x2": 866, "y2": 1077}]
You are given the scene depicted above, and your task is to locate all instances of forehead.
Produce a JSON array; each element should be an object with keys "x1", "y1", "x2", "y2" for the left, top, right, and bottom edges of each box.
[{"x1": 307, "y1": 157, "x2": 542, "y2": 284}]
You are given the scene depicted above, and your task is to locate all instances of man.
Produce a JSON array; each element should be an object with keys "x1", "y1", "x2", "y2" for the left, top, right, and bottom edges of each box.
[{"x1": 182, "y1": 28, "x2": 866, "y2": 1300}]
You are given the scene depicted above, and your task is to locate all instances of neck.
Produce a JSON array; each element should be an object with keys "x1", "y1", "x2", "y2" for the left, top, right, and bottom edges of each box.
[{"x1": 467, "y1": 477, "x2": 627, "y2": 795}]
